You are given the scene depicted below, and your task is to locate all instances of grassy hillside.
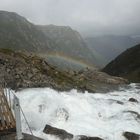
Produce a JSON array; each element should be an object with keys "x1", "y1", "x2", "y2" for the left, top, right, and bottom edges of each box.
[{"x1": 103, "y1": 44, "x2": 140, "y2": 82}]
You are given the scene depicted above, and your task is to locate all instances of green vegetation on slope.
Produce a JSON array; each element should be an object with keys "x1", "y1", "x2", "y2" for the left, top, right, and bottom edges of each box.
[{"x1": 103, "y1": 44, "x2": 140, "y2": 82}]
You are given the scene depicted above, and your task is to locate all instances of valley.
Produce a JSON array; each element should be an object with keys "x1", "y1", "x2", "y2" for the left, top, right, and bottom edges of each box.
[{"x1": 0, "y1": 9, "x2": 140, "y2": 140}]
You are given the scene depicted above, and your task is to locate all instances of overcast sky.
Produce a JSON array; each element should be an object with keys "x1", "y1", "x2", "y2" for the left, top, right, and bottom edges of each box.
[{"x1": 0, "y1": 0, "x2": 140, "y2": 36}]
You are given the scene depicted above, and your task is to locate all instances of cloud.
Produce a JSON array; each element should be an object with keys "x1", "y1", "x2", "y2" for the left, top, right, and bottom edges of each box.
[{"x1": 0, "y1": 0, "x2": 140, "y2": 36}]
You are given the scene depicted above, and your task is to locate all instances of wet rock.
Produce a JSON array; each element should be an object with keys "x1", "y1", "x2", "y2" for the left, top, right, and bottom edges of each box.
[
  {"x1": 77, "y1": 135, "x2": 103, "y2": 140},
  {"x1": 123, "y1": 132, "x2": 140, "y2": 140},
  {"x1": 43, "y1": 124, "x2": 73, "y2": 140},
  {"x1": 116, "y1": 100, "x2": 124, "y2": 105},
  {"x1": 129, "y1": 98, "x2": 138, "y2": 103},
  {"x1": 0, "y1": 133, "x2": 43, "y2": 140}
]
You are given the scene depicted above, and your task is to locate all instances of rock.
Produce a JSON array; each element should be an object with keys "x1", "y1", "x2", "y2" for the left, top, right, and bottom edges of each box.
[
  {"x1": 129, "y1": 98, "x2": 138, "y2": 103},
  {"x1": 123, "y1": 132, "x2": 140, "y2": 140},
  {"x1": 0, "y1": 133, "x2": 43, "y2": 140},
  {"x1": 0, "y1": 48, "x2": 128, "y2": 93},
  {"x1": 116, "y1": 100, "x2": 124, "y2": 105},
  {"x1": 43, "y1": 124, "x2": 73, "y2": 140},
  {"x1": 43, "y1": 125, "x2": 104, "y2": 140},
  {"x1": 77, "y1": 135, "x2": 103, "y2": 140}
]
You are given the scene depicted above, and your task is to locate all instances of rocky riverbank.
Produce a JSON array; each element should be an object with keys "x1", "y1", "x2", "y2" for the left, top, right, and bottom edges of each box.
[{"x1": 0, "y1": 48, "x2": 128, "y2": 93}]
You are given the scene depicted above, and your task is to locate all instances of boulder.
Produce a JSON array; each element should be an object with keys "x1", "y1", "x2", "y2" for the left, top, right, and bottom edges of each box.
[
  {"x1": 116, "y1": 100, "x2": 124, "y2": 105},
  {"x1": 43, "y1": 125, "x2": 105, "y2": 140},
  {"x1": 43, "y1": 124, "x2": 73, "y2": 140},
  {"x1": 129, "y1": 98, "x2": 138, "y2": 103},
  {"x1": 77, "y1": 135, "x2": 103, "y2": 140},
  {"x1": 123, "y1": 132, "x2": 140, "y2": 140}
]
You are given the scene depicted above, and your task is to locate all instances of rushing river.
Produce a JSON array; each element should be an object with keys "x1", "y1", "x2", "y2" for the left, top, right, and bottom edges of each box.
[{"x1": 16, "y1": 83, "x2": 140, "y2": 140}]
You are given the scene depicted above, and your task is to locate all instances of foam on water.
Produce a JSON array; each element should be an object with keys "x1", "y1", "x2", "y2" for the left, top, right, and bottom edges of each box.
[{"x1": 15, "y1": 83, "x2": 140, "y2": 140}]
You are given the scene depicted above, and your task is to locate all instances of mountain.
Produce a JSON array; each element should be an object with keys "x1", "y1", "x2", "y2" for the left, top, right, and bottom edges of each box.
[
  {"x1": 37, "y1": 25, "x2": 97, "y2": 70},
  {"x1": 85, "y1": 39, "x2": 108, "y2": 67},
  {"x1": 85, "y1": 35, "x2": 140, "y2": 66},
  {"x1": 103, "y1": 44, "x2": 140, "y2": 82},
  {"x1": 0, "y1": 11, "x2": 54, "y2": 52},
  {"x1": 0, "y1": 11, "x2": 97, "y2": 70}
]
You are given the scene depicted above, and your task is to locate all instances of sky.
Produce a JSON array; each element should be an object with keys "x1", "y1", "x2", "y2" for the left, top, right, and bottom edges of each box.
[{"x1": 0, "y1": 0, "x2": 140, "y2": 36}]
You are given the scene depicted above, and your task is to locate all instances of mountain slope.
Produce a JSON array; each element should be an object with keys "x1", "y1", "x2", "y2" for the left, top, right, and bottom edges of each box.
[
  {"x1": 0, "y1": 11, "x2": 97, "y2": 70},
  {"x1": 103, "y1": 44, "x2": 140, "y2": 82},
  {"x1": 0, "y1": 48, "x2": 128, "y2": 92},
  {"x1": 85, "y1": 35, "x2": 139, "y2": 66},
  {"x1": 0, "y1": 11, "x2": 53, "y2": 52},
  {"x1": 38, "y1": 25, "x2": 97, "y2": 69},
  {"x1": 85, "y1": 39, "x2": 108, "y2": 67}
]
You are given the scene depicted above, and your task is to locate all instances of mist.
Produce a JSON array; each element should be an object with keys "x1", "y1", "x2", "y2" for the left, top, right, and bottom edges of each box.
[{"x1": 0, "y1": 0, "x2": 140, "y2": 36}]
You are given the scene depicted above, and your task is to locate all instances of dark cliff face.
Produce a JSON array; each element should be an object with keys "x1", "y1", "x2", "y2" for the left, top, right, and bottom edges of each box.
[
  {"x1": 103, "y1": 44, "x2": 140, "y2": 82},
  {"x1": 0, "y1": 11, "x2": 53, "y2": 52}
]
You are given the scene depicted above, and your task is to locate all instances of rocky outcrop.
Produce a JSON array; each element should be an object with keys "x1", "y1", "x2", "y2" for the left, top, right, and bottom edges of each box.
[
  {"x1": 123, "y1": 132, "x2": 140, "y2": 140},
  {"x1": 0, "y1": 48, "x2": 128, "y2": 92},
  {"x1": 0, "y1": 48, "x2": 86, "y2": 91},
  {"x1": 43, "y1": 125, "x2": 73, "y2": 140},
  {"x1": 43, "y1": 125, "x2": 103, "y2": 140},
  {"x1": 77, "y1": 69, "x2": 129, "y2": 92}
]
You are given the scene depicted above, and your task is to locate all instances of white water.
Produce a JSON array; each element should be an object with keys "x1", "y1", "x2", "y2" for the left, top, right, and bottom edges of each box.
[{"x1": 15, "y1": 83, "x2": 140, "y2": 140}]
